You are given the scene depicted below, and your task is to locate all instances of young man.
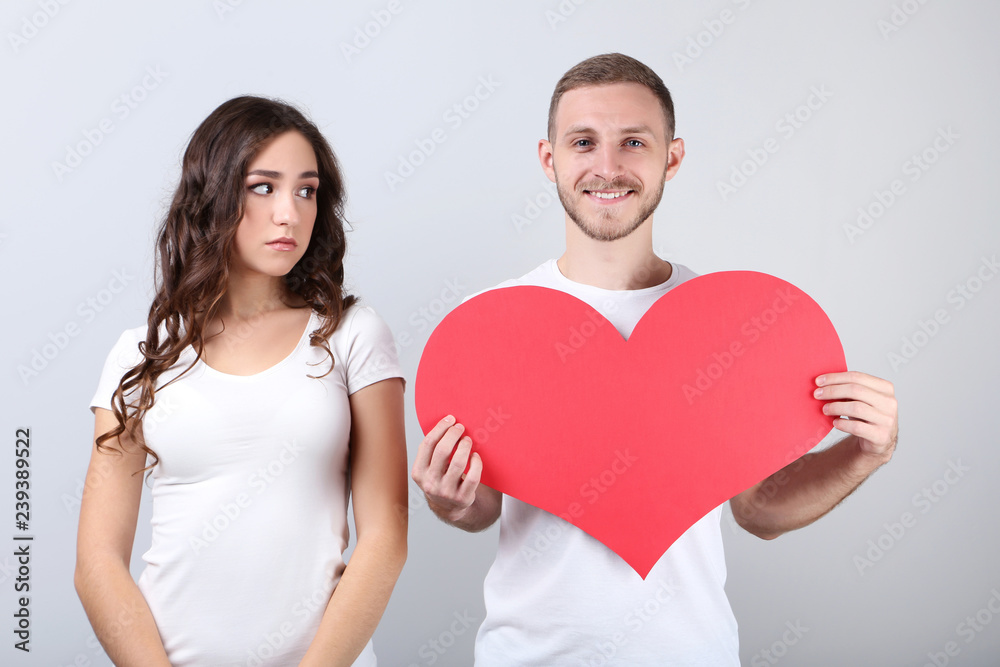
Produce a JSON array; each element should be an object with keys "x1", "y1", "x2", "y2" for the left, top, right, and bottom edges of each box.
[{"x1": 412, "y1": 53, "x2": 898, "y2": 665}]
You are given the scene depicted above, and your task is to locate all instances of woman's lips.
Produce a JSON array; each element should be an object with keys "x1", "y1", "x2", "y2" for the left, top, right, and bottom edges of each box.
[{"x1": 266, "y1": 238, "x2": 297, "y2": 250}]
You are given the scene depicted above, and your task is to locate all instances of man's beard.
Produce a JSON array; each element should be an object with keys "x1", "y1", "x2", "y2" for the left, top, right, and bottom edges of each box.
[{"x1": 556, "y1": 170, "x2": 667, "y2": 242}]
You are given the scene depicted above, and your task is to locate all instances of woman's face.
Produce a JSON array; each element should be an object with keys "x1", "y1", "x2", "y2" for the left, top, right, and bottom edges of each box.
[{"x1": 231, "y1": 130, "x2": 320, "y2": 282}]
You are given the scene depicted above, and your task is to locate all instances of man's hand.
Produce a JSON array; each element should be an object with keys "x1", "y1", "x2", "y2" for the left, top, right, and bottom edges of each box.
[
  {"x1": 815, "y1": 371, "x2": 898, "y2": 462},
  {"x1": 412, "y1": 415, "x2": 498, "y2": 529},
  {"x1": 732, "y1": 370, "x2": 899, "y2": 539}
]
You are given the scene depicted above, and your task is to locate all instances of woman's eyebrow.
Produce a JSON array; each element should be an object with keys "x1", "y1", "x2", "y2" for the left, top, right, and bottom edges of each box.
[{"x1": 247, "y1": 169, "x2": 320, "y2": 178}]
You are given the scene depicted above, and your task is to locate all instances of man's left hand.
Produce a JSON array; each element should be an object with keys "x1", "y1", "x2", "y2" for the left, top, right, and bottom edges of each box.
[{"x1": 814, "y1": 371, "x2": 898, "y2": 462}]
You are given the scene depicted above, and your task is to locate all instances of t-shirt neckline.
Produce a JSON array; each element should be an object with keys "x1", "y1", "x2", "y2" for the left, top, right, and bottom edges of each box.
[
  {"x1": 546, "y1": 257, "x2": 680, "y2": 296},
  {"x1": 197, "y1": 309, "x2": 316, "y2": 380}
]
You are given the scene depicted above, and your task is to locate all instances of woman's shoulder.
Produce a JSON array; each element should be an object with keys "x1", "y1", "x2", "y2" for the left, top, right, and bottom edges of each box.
[
  {"x1": 104, "y1": 322, "x2": 149, "y2": 359},
  {"x1": 316, "y1": 301, "x2": 392, "y2": 341}
]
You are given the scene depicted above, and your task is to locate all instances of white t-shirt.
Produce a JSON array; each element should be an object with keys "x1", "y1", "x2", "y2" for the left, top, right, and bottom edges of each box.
[
  {"x1": 474, "y1": 259, "x2": 741, "y2": 666},
  {"x1": 89, "y1": 304, "x2": 402, "y2": 667}
]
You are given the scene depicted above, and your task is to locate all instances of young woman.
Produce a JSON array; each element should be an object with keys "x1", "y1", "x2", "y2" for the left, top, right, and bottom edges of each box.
[{"x1": 75, "y1": 96, "x2": 407, "y2": 666}]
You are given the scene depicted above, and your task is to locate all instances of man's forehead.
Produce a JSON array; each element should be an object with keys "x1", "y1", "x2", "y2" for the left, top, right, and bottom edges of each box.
[{"x1": 555, "y1": 82, "x2": 667, "y2": 137}]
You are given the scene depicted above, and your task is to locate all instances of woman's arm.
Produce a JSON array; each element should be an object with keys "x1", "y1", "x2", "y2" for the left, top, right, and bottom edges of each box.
[
  {"x1": 298, "y1": 377, "x2": 408, "y2": 667},
  {"x1": 74, "y1": 408, "x2": 172, "y2": 666}
]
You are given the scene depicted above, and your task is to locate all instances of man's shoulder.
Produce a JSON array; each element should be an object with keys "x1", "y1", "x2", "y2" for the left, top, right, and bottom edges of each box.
[{"x1": 671, "y1": 261, "x2": 699, "y2": 284}]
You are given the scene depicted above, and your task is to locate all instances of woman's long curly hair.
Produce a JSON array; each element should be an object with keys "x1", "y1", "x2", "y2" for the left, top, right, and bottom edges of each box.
[{"x1": 97, "y1": 96, "x2": 356, "y2": 470}]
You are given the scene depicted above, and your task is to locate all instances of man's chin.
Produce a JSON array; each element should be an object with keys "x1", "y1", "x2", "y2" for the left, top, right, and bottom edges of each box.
[{"x1": 569, "y1": 215, "x2": 645, "y2": 242}]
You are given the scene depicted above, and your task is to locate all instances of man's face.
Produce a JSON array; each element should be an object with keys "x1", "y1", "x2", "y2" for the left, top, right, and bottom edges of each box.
[{"x1": 540, "y1": 82, "x2": 683, "y2": 242}]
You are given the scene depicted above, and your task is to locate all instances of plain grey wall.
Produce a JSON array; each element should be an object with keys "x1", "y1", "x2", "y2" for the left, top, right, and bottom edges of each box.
[{"x1": 3, "y1": 0, "x2": 998, "y2": 665}]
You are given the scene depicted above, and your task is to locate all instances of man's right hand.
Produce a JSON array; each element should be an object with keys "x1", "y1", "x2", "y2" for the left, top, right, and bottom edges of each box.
[{"x1": 411, "y1": 415, "x2": 501, "y2": 531}]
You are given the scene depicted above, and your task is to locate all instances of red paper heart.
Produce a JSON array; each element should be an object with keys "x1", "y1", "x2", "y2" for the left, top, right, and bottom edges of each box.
[{"x1": 415, "y1": 271, "x2": 845, "y2": 578}]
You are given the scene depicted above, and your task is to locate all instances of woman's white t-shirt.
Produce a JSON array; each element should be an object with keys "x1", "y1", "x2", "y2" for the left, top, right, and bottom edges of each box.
[{"x1": 89, "y1": 304, "x2": 401, "y2": 666}]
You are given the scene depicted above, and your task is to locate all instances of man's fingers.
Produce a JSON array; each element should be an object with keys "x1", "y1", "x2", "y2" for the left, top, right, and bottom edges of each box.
[
  {"x1": 428, "y1": 424, "x2": 467, "y2": 476},
  {"x1": 821, "y1": 400, "x2": 885, "y2": 425},
  {"x1": 413, "y1": 415, "x2": 457, "y2": 473},
  {"x1": 831, "y1": 416, "x2": 890, "y2": 449},
  {"x1": 462, "y1": 452, "x2": 484, "y2": 489},
  {"x1": 817, "y1": 371, "x2": 894, "y2": 395},
  {"x1": 445, "y1": 436, "x2": 474, "y2": 485},
  {"x1": 815, "y1": 382, "x2": 897, "y2": 415}
]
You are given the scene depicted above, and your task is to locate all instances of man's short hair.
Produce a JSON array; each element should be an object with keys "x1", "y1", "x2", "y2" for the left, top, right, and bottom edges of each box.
[{"x1": 547, "y1": 53, "x2": 675, "y2": 142}]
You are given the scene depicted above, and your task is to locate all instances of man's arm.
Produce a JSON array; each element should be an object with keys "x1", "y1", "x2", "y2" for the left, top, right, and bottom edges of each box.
[
  {"x1": 730, "y1": 371, "x2": 898, "y2": 540},
  {"x1": 411, "y1": 416, "x2": 502, "y2": 532}
]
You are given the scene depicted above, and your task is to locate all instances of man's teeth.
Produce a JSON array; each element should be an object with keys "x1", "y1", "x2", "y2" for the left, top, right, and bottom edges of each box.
[{"x1": 590, "y1": 191, "x2": 629, "y2": 199}]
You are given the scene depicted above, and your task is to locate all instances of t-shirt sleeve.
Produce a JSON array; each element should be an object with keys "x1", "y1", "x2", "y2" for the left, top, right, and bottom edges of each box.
[
  {"x1": 341, "y1": 305, "x2": 404, "y2": 395},
  {"x1": 89, "y1": 327, "x2": 145, "y2": 413}
]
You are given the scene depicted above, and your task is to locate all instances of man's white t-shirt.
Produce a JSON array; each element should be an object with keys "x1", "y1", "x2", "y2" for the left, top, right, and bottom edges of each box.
[
  {"x1": 474, "y1": 259, "x2": 741, "y2": 666},
  {"x1": 90, "y1": 304, "x2": 401, "y2": 667}
]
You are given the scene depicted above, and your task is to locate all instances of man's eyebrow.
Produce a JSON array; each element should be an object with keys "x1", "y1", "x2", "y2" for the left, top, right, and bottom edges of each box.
[
  {"x1": 247, "y1": 169, "x2": 320, "y2": 179},
  {"x1": 620, "y1": 125, "x2": 655, "y2": 136},
  {"x1": 561, "y1": 124, "x2": 656, "y2": 137}
]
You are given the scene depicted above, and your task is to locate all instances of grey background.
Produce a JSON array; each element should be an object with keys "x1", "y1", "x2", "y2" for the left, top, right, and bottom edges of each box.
[{"x1": 3, "y1": 0, "x2": 998, "y2": 665}]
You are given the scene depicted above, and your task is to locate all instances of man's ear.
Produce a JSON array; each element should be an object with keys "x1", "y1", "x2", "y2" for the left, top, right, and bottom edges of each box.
[
  {"x1": 539, "y1": 139, "x2": 556, "y2": 183},
  {"x1": 664, "y1": 137, "x2": 685, "y2": 183}
]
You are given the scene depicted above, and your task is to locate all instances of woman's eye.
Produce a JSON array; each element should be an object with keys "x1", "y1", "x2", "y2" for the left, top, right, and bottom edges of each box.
[
  {"x1": 296, "y1": 185, "x2": 316, "y2": 198},
  {"x1": 249, "y1": 183, "x2": 272, "y2": 195}
]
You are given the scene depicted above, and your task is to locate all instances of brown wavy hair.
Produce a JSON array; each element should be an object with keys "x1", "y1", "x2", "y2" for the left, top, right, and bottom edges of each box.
[{"x1": 97, "y1": 96, "x2": 356, "y2": 470}]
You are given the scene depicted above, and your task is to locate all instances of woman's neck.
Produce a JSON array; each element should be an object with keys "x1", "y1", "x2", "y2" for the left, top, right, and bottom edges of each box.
[{"x1": 216, "y1": 273, "x2": 303, "y2": 322}]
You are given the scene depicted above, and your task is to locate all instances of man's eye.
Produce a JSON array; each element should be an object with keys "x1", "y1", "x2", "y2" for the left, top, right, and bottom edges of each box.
[
  {"x1": 574, "y1": 139, "x2": 592, "y2": 147},
  {"x1": 296, "y1": 185, "x2": 316, "y2": 198},
  {"x1": 626, "y1": 139, "x2": 644, "y2": 147},
  {"x1": 249, "y1": 183, "x2": 272, "y2": 195}
]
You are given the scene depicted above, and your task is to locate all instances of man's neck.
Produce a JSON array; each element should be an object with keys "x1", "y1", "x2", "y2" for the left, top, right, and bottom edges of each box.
[{"x1": 557, "y1": 218, "x2": 672, "y2": 290}]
